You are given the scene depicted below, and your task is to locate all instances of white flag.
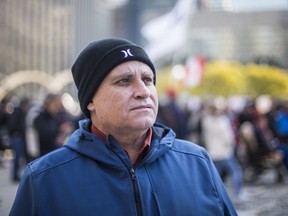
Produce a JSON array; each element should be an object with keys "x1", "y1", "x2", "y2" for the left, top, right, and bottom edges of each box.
[{"x1": 141, "y1": 0, "x2": 195, "y2": 61}]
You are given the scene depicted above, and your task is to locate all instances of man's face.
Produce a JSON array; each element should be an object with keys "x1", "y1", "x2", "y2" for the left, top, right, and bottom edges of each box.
[{"x1": 87, "y1": 61, "x2": 158, "y2": 135}]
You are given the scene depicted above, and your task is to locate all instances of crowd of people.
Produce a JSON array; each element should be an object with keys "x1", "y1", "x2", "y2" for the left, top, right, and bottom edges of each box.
[
  {"x1": 157, "y1": 93, "x2": 288, "y2": 190},
  {"x1": 1, "y1": 91, "x2": 288, "y2": 190},
  {"x1": 1, "y1": 91, "x2": 288, "y2": 188},
  {"x1": 0, "y1": 94, "x2": 77, "y2": 182}
]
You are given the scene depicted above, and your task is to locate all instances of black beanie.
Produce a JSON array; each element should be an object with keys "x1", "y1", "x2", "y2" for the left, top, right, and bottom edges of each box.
[{"x1": 71, "y1": 38, "x2": 156, "y2": 118}]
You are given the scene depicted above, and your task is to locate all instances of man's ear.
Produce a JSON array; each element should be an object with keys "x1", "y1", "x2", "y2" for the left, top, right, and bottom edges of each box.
[{"x1": 87, "y1": 102, "x2": 95, "y2": 111}]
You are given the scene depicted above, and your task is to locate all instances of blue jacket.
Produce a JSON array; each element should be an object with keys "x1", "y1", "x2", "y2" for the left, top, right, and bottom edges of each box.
[{"x1": 10, "y1": 119, "x2": 237, "y2": 216}]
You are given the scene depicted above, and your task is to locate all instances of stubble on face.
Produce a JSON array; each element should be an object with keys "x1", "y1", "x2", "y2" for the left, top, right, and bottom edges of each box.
[{"x1": 89, "y1": 61, "x2": 158, "y2": 136}]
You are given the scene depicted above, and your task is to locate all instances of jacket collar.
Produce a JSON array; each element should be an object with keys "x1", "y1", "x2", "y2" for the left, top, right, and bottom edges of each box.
[{"x1": 64, "y1": 119, "x2": 175, "y2": 167}]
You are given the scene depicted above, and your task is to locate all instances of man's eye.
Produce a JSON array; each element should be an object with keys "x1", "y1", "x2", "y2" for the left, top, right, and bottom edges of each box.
[
  {"x1": 117, "y1": 78, "x2": 130, "y2": 84},
  {"x1": 143, "y1": 77, "x2": 153, "y2": 84}
]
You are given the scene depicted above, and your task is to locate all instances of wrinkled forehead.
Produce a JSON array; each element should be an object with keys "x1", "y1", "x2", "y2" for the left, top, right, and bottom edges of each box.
[{"x1": 107, "y1": 60, "x2": 154, "y2": 78}]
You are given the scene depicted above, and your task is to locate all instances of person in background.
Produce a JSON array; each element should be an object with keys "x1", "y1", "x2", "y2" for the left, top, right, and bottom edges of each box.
[
  {"x1": 7, "y1": 98, "x2": 30, "y2": 182},
  {"x1": 157, "y1": 89, "x2": 188, "y2": 139},
  {"x1": 202, "y1": 99, "x2": 244, "y2": 200},
  {"x1": 33, "y1": 93, "x2": 73, "y2": 157},
  {"x1": 273, "y1": 101, "x2": 288, "y2": 170},
  {"x1": 238, "y1": 100, "x2": 286, "y2": 182},
  {"x1": 25, "y1": 102, "x2": 41, "y2": 161},
  {"x1": 10, "y1": 38, "x2": 237, "y2": 216},
  {"x1": 0, "y1": 100, "x2": 11, "y2": 167}
]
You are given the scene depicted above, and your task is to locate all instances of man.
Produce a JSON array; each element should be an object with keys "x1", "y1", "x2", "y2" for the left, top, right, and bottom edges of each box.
[{"x1": 10, "y1": 38, "x2": 237, "y2": 216}]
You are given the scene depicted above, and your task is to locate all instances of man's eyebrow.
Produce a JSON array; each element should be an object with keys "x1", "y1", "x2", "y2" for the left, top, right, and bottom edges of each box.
[
  {"x1": 142, "y1": 71, "x2": 154, "y2": 76},
  {"x1": 111, "y1": 70, "x2": 153, "y2": 80},
  {"x1": 110, "y1": 72, "x2": 133, "y2": 80}
]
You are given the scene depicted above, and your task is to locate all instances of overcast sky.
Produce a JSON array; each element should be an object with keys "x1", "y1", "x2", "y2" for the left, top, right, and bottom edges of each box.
[{"x1": 234, "y1": 0, "x2": 288, "y2": 11}]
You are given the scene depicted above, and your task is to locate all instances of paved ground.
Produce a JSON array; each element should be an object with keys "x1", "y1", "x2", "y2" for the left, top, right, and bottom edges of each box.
[
  {"x1": 0, "y1": 158, "x2": 18, "y2": 216},
  {"x1": 228, "y1": 167, "x2": 288, "y2": 216},
  {"x1": 1, "y1": 155, "x2": 288, "y2": 216},
  {"x1": 231, "y1": 183, "x2": 288, "y2": 216}
]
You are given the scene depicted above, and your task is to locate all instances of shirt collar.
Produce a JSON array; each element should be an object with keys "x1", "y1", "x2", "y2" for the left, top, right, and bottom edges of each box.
[
  {"x1": 91, "y1": 124, "x2": 107, "y2": 143},
  {"x1": 90, "y1": 124, "x2": 152, "y2": 165}
]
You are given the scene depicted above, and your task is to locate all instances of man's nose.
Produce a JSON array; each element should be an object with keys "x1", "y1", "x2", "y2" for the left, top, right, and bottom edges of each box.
[{"x1": 133, "y1": 80, "x2": 150, "y2": 98}]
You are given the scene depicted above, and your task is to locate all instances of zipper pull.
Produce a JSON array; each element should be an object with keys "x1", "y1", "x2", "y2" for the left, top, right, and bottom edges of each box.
[{"x1": 130, "y1": 168, "x2": 137, "y2": 180}]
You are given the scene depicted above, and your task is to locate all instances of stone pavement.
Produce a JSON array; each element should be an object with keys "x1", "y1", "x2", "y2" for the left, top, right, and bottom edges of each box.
[
  {"x1": 231, "y1": 183, "x2": 288, "y2": 216},
  {"x1": 0, "y1": 158, "x2": 18, "y2": 216},
  {"x1": 0, "y1": 156, "x2": 288, "y2": 216},
  {"x1": 224, "y1": 167, "x2": 288, "y2": 216}
]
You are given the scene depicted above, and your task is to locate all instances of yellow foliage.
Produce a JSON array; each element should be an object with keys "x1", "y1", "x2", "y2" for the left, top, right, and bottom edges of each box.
[
  {"x1": 191, "y1": 60, "x2": 245, "y2": 96},
  {"x1": 156, "y1": 60, "x2": 288, "y2": 98},
  {"x1": 156, "y1": 67, "x2": 173, "y2": 94},
  {"x1": 245, "y1": 64, "x2": 288, "y2": 98}
]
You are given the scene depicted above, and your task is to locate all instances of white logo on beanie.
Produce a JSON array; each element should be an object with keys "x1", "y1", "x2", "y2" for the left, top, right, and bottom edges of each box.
[{"x1": 121, "y1": 49, "x2": 133, "y2": 58}]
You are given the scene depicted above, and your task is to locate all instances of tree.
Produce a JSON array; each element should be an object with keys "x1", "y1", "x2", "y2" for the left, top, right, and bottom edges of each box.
[
  {"x1": 190, "y1": 60, "x2": 244, "y2": 96},
  {"x1": 156, "y1": 60, "x2": 288, "y2": 98},
  {"x1": 245, "y1": 64, "x2": 288, "y2": 98}
]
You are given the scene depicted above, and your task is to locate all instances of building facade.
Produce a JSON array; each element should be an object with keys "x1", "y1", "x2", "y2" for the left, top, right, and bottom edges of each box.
[
  {"x1": 187, "y1": 10, "x2": 288, "y2": 67},
  {"x1": 0, "y1": 0, "x2": 113, "y2": 101},
  {"x1": 0, "y1": 0, "x2": 287, "y2": 104}
]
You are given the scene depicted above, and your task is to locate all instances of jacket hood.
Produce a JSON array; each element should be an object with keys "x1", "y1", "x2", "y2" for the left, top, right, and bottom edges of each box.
[{"x1": 65, "y1": 119, "x2": 175, "y2": 167}]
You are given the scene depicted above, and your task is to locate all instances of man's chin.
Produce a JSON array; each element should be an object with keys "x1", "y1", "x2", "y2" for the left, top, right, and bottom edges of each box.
[{"x1": 131, "y1": 118, "x2": 155, "y2": 130}]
